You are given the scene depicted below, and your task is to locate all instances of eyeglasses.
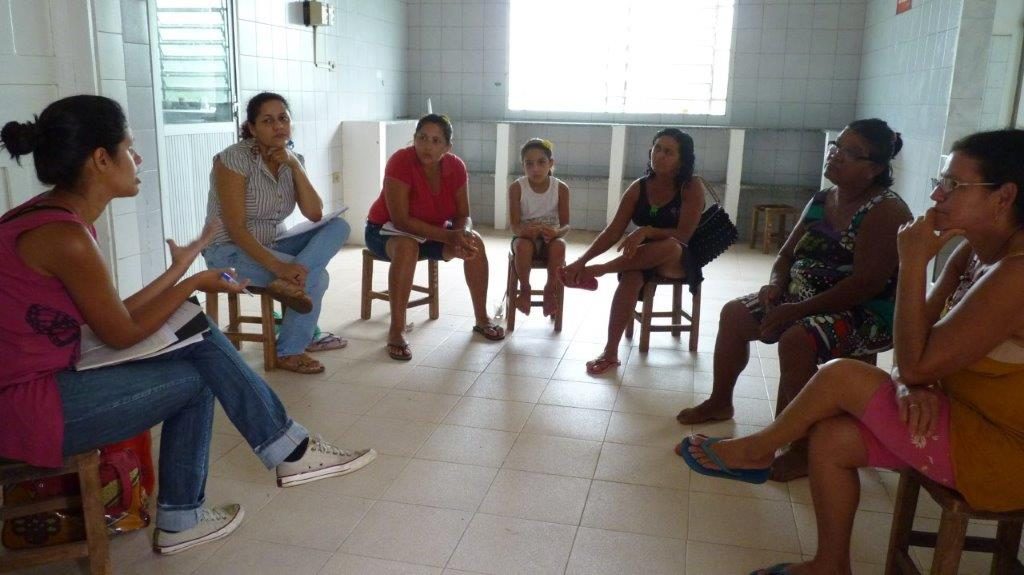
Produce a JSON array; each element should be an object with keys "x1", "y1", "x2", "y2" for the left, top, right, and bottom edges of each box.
[
  {"x1": 826, "y1": 141, "x2": 873, "y2": 162},
  {"x1": 929, "y1": 177, "x2": 999, "y2": 194}
]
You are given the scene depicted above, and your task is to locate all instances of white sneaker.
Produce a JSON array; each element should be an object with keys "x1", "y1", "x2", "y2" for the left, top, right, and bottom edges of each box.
[
  {"x1": 152, "y1": 504, "x2": 244, "y2": 555},
  {"x1": 276, "y1": 437, "x2": 377, "y2": 487}
]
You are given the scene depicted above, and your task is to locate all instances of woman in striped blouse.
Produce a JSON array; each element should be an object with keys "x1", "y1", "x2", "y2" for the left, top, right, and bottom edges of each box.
[{"x1": 204, "y1": 92, "x2": 348, "y2": 374}]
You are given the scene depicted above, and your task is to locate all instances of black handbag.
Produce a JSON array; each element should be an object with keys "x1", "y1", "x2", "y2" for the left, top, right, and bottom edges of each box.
[{"x1": 688, "y1": 177, "x2": 738, "y2": 268}]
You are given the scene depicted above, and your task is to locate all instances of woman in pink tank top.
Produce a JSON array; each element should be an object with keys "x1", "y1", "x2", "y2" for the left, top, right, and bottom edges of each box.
[{"x1": 0, "y1": 96, "x2": 377, "y2": 556}]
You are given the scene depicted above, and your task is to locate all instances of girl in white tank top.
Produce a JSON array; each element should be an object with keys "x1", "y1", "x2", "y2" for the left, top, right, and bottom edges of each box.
[
  {"x1": 515, "y1": 174, "x2": 561, "y2": 226},
  {"x1": 508, "y1": 138, "x2": 571, "y2": 320}
]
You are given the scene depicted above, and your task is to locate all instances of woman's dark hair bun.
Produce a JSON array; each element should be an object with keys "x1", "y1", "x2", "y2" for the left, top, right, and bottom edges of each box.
[
  {"x1": 1, "y1": 119, "x2": 40, "y2": 159},
  {"x1": 891, "y1": 132, "x2": 903, "y2": 159}
]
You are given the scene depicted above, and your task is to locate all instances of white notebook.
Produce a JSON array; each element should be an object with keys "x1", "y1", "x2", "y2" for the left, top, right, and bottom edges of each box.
[
  {"x1": 380, "y1": 221, "x2": 427, "y2": 243},
  {"x1": 276, "y1": 207, "x2": 349, "y2": 241},
  {"x1": 75, "y1": 299, "x2": 209, "y2": 371}
]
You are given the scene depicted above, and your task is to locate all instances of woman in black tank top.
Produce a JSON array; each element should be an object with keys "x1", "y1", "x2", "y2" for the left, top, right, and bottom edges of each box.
[{"x1": 560, "y1": 128, "x2": 705, "y2": 374}]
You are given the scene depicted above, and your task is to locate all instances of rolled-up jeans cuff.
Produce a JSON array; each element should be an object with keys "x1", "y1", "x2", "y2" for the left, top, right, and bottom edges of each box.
[
  {"x1": 255, "y1": 419, "x2": 309, "y2": 468},
  {"x1": 156, "y1": 502, "x2": 205, "y2": 532}
]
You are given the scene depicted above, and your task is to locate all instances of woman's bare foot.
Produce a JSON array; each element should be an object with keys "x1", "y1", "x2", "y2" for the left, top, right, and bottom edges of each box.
[
  {"x1": 542, "y1": 283, "x2": 557, "y2": 317},
  {"x1": 515, "y1": 287, "x2": 532, "y2": 315},
  {"x1": 769, "y1": 444, "x2": 809, "y2": 482},
  {"x1": 676, "y1": 399, "x2": 734, "y2": 424},
  {"x1": 685, "y1": 435, "x2": 774, "y2": 472}
]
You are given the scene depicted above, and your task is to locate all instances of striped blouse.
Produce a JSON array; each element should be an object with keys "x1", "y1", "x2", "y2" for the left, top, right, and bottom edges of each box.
[{"x1": 206, "y1": 139, "x2": 304, "y2": 247}]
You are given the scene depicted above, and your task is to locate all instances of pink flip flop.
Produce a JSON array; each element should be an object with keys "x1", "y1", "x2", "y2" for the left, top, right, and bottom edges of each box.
[{"x1": 585, "y1": 356, "x2": 620, "y2": 375}]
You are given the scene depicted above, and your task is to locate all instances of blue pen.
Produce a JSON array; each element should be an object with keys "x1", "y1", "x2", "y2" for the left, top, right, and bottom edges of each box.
[{"x1": 220, "y1": 272, "x2": 253, "y2": 296}]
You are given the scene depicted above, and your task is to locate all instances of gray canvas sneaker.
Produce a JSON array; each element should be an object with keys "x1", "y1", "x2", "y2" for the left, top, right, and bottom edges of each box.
[
  {"x1": 276, "y1": 437, "x2": 377, "y2": 487},
  {"x1": 152, "y1": 504, "x2": 244, "y2": 555}
]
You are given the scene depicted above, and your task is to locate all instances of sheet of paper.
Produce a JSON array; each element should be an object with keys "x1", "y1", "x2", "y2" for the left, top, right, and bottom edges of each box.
[
  {"x1": 380, "y1": 221, "x2": 427, "y2": 243},
  {"x1": 75, "y1": 300, "x2": 207, "y2": 371},
  {"x1": 276, "y1": 207, "x2": 349, "y2": 241}
]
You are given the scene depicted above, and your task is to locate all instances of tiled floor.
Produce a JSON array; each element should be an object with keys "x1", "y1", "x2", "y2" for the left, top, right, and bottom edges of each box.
[{"x1": 5, "y1": 228, "x2": 1017, "y2": 574}]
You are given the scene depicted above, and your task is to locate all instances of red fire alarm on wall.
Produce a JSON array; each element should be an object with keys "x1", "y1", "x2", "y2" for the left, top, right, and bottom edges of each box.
[{"x1": 897, "y1": 0, "x2": 912, "y2": 14}]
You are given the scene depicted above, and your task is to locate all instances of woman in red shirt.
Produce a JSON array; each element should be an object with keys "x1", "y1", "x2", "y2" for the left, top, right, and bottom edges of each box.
[{"x1": 365, "y1": 114, "x2": 504, "y2": 360}]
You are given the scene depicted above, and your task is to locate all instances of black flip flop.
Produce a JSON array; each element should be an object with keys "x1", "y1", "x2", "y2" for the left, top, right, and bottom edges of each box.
[
  {"x1": 386, "y1": 342, "x2": 412, "y2": 361},
  {"x1": 473, "y1": 323, "x2": 505, "y2": 341}
]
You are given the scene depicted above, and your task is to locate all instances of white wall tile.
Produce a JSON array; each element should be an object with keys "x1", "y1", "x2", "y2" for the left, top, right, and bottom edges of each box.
[
  {"x1": 10, "y1": 0, "x2": 52, "y2": 56},
  {"x1": 97, "y1": 32, "x2": 126, "y2": 80},
  {"x1": 126, "y1": 86, "x2": 155, "y2": 130},
  {"x1": 123, "y1": 41, "x2": 151, "y2": 87},
  {"x1": 100, "y1": 79, "x2": 128, "y2": 110},
  {"x1": 115, "y1": 254, "x2": 143, "y2": 297},
  {"x1": 94, "y1": 0, "x2": 123, "y2": 34},
  {"x1": 120, "y1": 0, "x2": 149, "y2": 44}
]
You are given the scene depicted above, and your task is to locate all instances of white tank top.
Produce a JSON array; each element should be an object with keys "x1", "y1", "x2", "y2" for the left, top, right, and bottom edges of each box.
[{"x1": 515, "y1": 175, "x2": 561, "y2": 226}]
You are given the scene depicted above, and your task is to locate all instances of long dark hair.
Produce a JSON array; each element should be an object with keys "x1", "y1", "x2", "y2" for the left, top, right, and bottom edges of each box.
[
  {"x1": 0, "y1": 95, "x2": 128, "y2": 188},
  {"x1": 240, "y1": 92, "x2": 290, "y2": 140},
  {"x1": 846, "y1": 118, "x2": 903, "y2": 188},
  {"x1": 952, "y1": 129, "x2": 1024, "y2": 225},
  {"x1": 645, "y1": 128, "x2": 695, "y2": 191}
]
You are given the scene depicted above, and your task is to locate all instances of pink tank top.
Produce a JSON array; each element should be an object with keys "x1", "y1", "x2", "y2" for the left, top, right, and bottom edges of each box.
[{"x1": 0, "y1": 198, "x2": 90, "y2": 467}]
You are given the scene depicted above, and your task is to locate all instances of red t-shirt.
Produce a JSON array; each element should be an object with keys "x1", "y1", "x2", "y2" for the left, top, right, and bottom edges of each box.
[{"x1": 367, "y1": 146, "x2": 468, "y2": 228}]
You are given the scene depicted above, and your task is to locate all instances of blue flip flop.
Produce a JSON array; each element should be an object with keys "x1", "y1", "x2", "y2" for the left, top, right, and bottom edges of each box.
[
  {"x1": 750, "y1": 563, "x2": 793, "y2": 575},
  {"x1": 677, "y1": 435, "x2": 770, "y2": 484}
]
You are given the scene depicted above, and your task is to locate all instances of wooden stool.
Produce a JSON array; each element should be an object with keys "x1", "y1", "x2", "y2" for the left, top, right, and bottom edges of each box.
[
  {"x1": 625, "y1": 276, "x2": 701, "y2": 352},
  {"x1": 750, "y1": 204, "x2": 799, "y2": 254},
  {"x1": 885, "y1": 469, "x2": 1024, "y2": 574},
  {"x1": 504, "y1": 251, "x2": 564, "y2": 333},
  {"x1": 205, "y1": 287, "x2": 283, "y2": 371},
  {"x1": 360, "y1": 249, "x2": 439, "y2": 321},
  {"x1": 0, "y1": 451, "x2": 110, "y2": 574}
]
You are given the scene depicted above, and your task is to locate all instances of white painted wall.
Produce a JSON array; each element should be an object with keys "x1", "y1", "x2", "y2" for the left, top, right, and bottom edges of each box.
[
  {"x1": 856, "y1": 0, "x2": 964, "y2": 216},
  {"x1": 235, "y1": 0, "x2": 408, "y2": 226},
  {"x1": 406, "y1": 0, "x2": 868, "y2": 130},
  {"x1": 0, "y1": 0, "x2": 122, "y2": 282}
]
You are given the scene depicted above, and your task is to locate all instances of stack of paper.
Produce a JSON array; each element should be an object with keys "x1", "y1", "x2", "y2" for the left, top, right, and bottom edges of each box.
[{"x1": 76, "y1": 299, "x2": 209, "y2": 371}]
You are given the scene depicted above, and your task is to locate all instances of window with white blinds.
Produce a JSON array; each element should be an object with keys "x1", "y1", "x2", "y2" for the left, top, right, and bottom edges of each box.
[
  {"x1": 155, "y1": 0, "x2": 234, "y2": 125},
  {"x1": 508, "y1": 0, "x2": 735, "y2": 115}
]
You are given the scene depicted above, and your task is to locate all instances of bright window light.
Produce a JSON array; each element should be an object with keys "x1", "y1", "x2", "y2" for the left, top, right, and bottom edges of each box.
[{"x1": 508, "y1": 0, "x2": 735, "y2": 115}]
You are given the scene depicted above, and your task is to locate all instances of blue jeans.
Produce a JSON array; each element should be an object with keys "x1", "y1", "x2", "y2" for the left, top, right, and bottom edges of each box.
[
  {"x1": 58, "y1": 322, "x2": 309, "y2": 532},
  {"x1": 203, "y1": 217, "x2": 349, "y2": 356}
]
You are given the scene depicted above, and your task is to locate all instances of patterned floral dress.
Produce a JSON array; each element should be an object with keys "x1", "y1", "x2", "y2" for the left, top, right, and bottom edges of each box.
[{"x1": 739, "y1": 188, "x2": 906, "y2": 363}]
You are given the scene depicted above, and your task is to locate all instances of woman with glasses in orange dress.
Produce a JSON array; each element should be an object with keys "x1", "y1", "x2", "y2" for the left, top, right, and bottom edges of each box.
[{"x1": 679, "y1": 130, "x2": 1024, "y2": 575}]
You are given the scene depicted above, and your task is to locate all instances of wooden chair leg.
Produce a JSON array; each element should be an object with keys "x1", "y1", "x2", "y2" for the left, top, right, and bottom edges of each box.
[
  {"x1": 671, "y1": 282, "x2": 682, "y2": 337},
  {"x1": 76, "y1": 451, "x2": 111, "y2": 575},
  {"x1": 776, "y1": 213, "x2": 788, "y2": 251},
  {"x1": 639, "y1": 282, "x2": 656, "y2": 353},
  {"x1": 506, "y1": 254, "x2": 517, "y2": 332},
  {"x1": 554, "y1": 282, "x2": 564, "y2": 332},
  {"x1": 749, "y1": 208, "x2": 759, "y2": 249},
  {"x1": 689, "y1": 285, "x2": 701, "y2": 352},
  {"x1": 625, "y1": 309, "x2": 635, "y2": 339},
  {"x1": 226, "y1": 292, "x2": 242, "y2": 350},
  {"x1": 990, "y1": 520, "x2": 1023, "y2": 575},
  {"x1": 205, "y1": 292, "x2": 219, "y2": 326},
  {"x1": 428, "y1": 259, "x2": 440, "y2": 320},
  {"x1": 361, "y1": 250, "x2": 373, "y2": 320},
  {"x1": 762, "y1": 214, "x2": 772, "y2": 254},
  {"x1": 885, "y1": 472, "x2": 921, "y2": 575},
  {"x1": 260, "y1": 294, "x2": 276, "y2": 371},
  {"x1": 930, "y1": 509, "x2": 969, "y2": 575}
]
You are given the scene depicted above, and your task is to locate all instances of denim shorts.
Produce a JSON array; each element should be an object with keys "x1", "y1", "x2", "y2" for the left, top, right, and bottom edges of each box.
[{"x1": 364, "y1": 221, "x2": 446, "y2": 262}]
